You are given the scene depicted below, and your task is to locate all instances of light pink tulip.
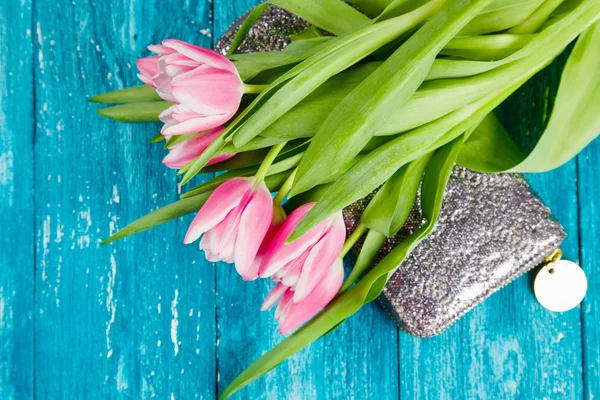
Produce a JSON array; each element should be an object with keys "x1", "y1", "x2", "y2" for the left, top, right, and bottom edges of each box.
[
  {"x1": 184, "y1": 177, "x2": 273, "y2": 281},
  {"x1": 162, "y1": 127, "x2": 235, "y2": 169},
  {"x1": 261, "y1": 258, "x2": 344, "y2": 335},
  {"x1": 258, "y1": 203, "x2": 346, "y2": 334},
  {"x1": 147, "y1": 39, "x2": 242, "y2": 136},
  {"x1": 136, "y1": 45, "x2": 176, "y2": 88}
]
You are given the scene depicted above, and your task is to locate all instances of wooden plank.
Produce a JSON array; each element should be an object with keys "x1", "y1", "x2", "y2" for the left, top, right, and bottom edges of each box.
[
  {"x1": 578, "y1": 138, "x2": 600, "y2": 400},
  {"x1": 0, "y1": 1, "x2": 35, "y2": 399},
  {"x1": 212, "y1": 2, "x2": 399, "y2": 398},
  {"x1": 32, "y1": 1, "x2": 216, "y2": 398},
  {"x1": 398, "y1": 164, "x2": 584, "y2": 399}
]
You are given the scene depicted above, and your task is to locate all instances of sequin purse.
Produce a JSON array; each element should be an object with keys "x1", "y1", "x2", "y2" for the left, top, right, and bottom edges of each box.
[{"x1": 218, "y1": 6, "x2": 566, "y2": 338}]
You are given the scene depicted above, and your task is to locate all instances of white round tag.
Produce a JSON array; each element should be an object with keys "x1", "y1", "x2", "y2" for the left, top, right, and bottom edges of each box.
[{"x1": 534, "y1": 260, "x2": 587, "y2": 312}]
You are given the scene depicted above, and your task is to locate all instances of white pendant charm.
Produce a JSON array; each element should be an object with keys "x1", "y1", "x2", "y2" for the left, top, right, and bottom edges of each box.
[{"x1": 534, "y1": 260, "x2": 587, "y2": 312}]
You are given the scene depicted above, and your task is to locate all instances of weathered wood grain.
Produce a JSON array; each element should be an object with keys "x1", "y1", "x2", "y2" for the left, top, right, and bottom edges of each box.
[
  {"x1": 0, "y1": 1, "x2": 35, "y2": 399},
  {"x1": 31, "y1": 0, "x2": 216, "y2": 398},
  {"x1": 578, "y1": 139, "x2": 600, "y2": 400},
  {"x1": 2, "y1": 0, "x2": 599, "y2": 399},
  {"x1": 212, "y1": 2, "x2": 399, "y2": 399}
]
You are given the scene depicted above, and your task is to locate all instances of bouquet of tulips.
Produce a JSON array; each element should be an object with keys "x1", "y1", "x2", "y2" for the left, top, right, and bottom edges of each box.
[{"x1": 92, "y1": 0, "x2": 600, "y2": 396}]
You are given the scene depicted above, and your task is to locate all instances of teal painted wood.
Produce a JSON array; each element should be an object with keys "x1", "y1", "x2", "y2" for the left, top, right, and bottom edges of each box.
[
  {"x1": 578, "y1": 139, "x2": 600, "y2": 400},
  {"x1": 30, "y1": 0, "x2": 216, "y2": 398},
  {"x1": 211, "y1": 2, "x2": 399, "y2": 399},
  {"x1": 1, "y1": 0, "x2": 599, "y2": 399},
  {"x1": 0, "y1": 1, "x2": 35, "y2": 399}
]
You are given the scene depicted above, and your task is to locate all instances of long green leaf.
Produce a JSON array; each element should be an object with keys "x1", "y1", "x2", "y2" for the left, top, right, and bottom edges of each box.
[
  {"x1": 229, "y1": 0, "x2": 445, "y2": 148},
  {"x1": 460, "y1": 0, "x2": 544, "y2": 35},
  {"x1": 291, "y1": 0, "x2": 493, "y2": 196},
  {"x1": 428, "y1": 0, "x2": 599, "y2": 79},
  {"x1": 101, "y1": 193, "x2": 211, "y2": 245},
  {"x1": 459, "y1": 19, "x2": 600, "y2": 172},
  {"x1": 227, "y1": 3, "x2": 269, "y2": 56},
  {"x1": 289, "y1": 69, "x2": 532, "y2": 241},
  {"x1": 360, "y1": 153, "x2": 433, "y2": 236},
  {"x1": 96, "y1": 101, "x2": 171, "y2": 122},
  {"x1": 90, "y1": 85, "x2": 162, "y2": 104},
  {"x1": 270, "y1": 0, "x2": 370, "y2": 35}
]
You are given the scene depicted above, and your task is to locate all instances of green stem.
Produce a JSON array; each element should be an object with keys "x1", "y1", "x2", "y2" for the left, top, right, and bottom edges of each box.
[
  {"x1": 242, "y1": 83, "x2": 269, "y2": 94},
  {"x1": 255, "y1": 142, "x2": 287, "y2": 181},
  {"x1": 273, "y1": 168, "x2": 297, "y2": 206},
  {"x1": 509, "y1": 0, "x2": 567, "y2": 34},
  {"x1": 340, "y1": 224, "x2": 368, "y2": 257}
]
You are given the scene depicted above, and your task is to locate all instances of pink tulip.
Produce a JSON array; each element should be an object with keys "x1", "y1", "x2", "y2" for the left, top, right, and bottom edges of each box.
[
  {"x1": 162, "y1": 127, "x2": 235, "y2": 169},
  {"x1": 136, "y1": 45, "x2": 176, "y2": 88},
  {"x1": 258, "y1": 203, "x2": 346, "y2": 334},
  {"x1": 184, "y1": 177, "x2": 273, "y2": 281},
  {"x1": 261, "y1": 259, "x2": 344, "y2": 335},
  {"x1": 148, "y1": 39, "x2": 243, "y2": 136}
]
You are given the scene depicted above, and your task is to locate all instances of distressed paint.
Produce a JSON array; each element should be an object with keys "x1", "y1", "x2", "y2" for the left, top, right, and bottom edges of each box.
[
  {"x1": 0, "y1": 0, "x2": 599, "y2": 399},
  {"x1": 579, "y1": 140, "x2": 600, "y2": 400},
  {"x1": 0, "y1": 1, "x2": 35, "y2": 399},
  {"x1": 30, "y1": 0, "x2": 216, "y2": 399}
]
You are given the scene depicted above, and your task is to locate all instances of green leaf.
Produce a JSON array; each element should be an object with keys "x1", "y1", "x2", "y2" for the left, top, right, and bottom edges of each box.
[
  {"x1": 360, "y1": 153, "x2": 433, "y2": 236},
  {"x1": 227, "y1": 3, "x2": 269, "y2": 56},
  {"x1": 346, "y1": 0, "x2": 392, "y2": 17},
  {"x1": 508, "y1": 19, "x2": 600, "y2": 172},
  {"x1": 459, "y1": 18, "x2": 600, "y2": 172},
  {"x1": 229, "y1": 1, "x2": 444, "y2": 148},
  {"x1": 150, "y1": 132, "x2": 165, "y2": 144},
  {"x1": 457, "y1": 112, "x2": 525, "y2": 171},
  {"x1": 101, "y1": 193, "x2": 211, "y2": 245},
  {"x1": 290, "y1": 25, "x2": 324, "y2": 41},
  {"x1": 460, "y1": 0, "x2": 545, "y2": 35},
  {"x1": 291, "y1": 0, "x2": 493, "y2": 196},
  {"x1": 339, "y1": 229, "x2": 386, "y2": 292},
  {"x1": 289, "y1": 68, "x2": 533, "y2": 241},
  {"x1": 96, "y1": 101, "x2": 171, "y2": 122},
  {"x1": 89, "y1": 85, "x2": 162, "y2": 104},
  {"x1": 164, "y1": 132, "x2": 197, "y2": 149},
  {"x1": 270, "y1": 0, "x2": 370, "y2": 35},
  {"x1": 428, "y1": 0, "x2": 599, "y2": 80}
]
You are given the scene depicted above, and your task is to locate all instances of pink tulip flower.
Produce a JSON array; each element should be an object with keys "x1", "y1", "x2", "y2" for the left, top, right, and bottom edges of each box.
[
  {"x1": 261, "y1": 258, "x2": 344, "y2": 335},
  {"x1": 162, "y1": 127, "x2": 235, "y2": 169},
  {"x1": 184, "y1": 177, "x2": 273, "y2": 281},
  {"x1": 258, "y1": 203, "x2": 346, "y2": 334},
  {"x1": 136, "y1": 45, "x2": 176, "y2": 87},
  {"x1": 144, "y1": 39, "x2": 243, "y2": 136}
]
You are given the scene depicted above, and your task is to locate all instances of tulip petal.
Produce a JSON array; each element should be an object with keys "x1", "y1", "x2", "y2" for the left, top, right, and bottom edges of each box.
[
  {"x1": 171, "y1": 65, "x2": 242, "y2": 116},
  {"x1": 161, "y1": 113, "x2": 232, "y2": 136},
  {"x1": 147, "y1": 44, "x2": 177, "y2": 56},
  {"x1": 279, "y1": 258, "x2": 344, "y2": 335},
  {"x1": 293, "y1": 212, "x2": 346, "y2": 303},
  {"x1": 162, "y1": 39, "x2": 239, "y2": 75},
  {"x1": 234, "y1": 183, "x2": 273, "y2": 280},
  {"x1": 136, "y1": 56, "x2": 160, "y2": 88},
  {"x1": 261, "y1": 282, "x2": 287, "y2": 311},
  {"x1": 275, "y1": 289, "x2": 294, "y2": 322},
  {"x1": 183, "y1": 178, "x2": 253, "y2": 244},
  {"x1": 162, "y1": 128, "x2": 225, "y2": 169},
  {"x1": 259, "y1": 203, "x2": 328, "y2": 278}
]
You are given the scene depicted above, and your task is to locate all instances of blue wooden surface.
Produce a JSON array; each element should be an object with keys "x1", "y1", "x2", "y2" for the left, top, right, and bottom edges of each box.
[{"x1": 0, "y1": 1, "x2": 598, "y2": 399}]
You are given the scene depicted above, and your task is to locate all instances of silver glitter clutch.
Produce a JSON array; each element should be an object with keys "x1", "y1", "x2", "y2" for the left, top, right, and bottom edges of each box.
[{"x1": 217, "y1": 6, "x2": 566, "y2": 338}]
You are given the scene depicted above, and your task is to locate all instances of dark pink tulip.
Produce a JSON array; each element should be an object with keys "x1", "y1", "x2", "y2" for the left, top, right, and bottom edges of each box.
[
  {"x1": 148, "y1": 39, "x2": 243, "y2": 135},
  {"x1": 184, "y1": 177, "x2": 273, "y2": 281},
  {"x1": 259, "y1": 203, "x2": 346, "y2": 334},
  {"x1": 162, "y1": 127, "x2": 234, "y2": 169}
]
